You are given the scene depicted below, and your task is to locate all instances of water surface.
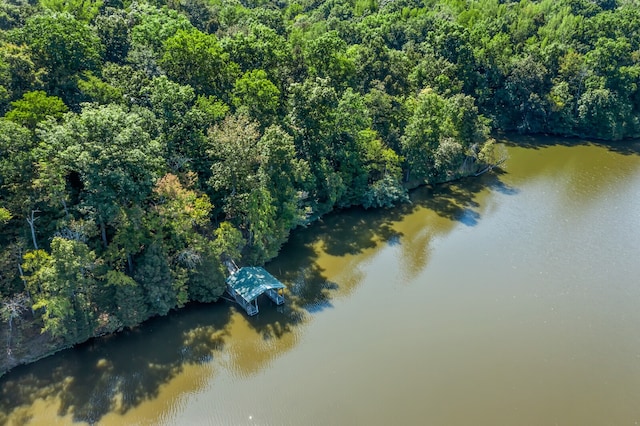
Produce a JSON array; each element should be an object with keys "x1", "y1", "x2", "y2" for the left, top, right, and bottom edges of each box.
[{"x1": 2, "y1": 137, "x2": 640, "y2": 425}]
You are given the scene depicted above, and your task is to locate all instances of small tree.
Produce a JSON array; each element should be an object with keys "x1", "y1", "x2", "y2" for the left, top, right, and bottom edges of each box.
[{"x1": 0, "y1": 207, "x2": 10, "y2": 224}]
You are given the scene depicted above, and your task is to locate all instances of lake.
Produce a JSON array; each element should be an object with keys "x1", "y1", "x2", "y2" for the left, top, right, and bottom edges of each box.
[{"x1": 2, "y1": 137, "x2": 640, "y2": 425}]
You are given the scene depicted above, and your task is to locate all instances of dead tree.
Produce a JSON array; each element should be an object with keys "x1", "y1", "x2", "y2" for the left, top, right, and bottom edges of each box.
[
  {"x1": 26, "y1": 209, "x2": 40, "y2": 250},
  {"x1": 1, "y1": 293, "x2": 31, "y2": 363}
]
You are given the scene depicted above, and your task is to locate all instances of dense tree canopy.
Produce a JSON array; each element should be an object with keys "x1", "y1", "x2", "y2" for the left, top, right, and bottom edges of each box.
[{"x1": 1, "y1": 0, "x2": 638, "y2": 369}]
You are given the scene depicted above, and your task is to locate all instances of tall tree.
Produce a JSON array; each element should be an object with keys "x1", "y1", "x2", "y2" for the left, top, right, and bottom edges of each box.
[
  {"x1": 22, "y1": 237, "x2": 97, "y2": 341},
  {"x1": 94, "y1": 7, "x2": 131, "y2": 64},
  {"x1": 11, "y1": 12, "x2": 102, "y2": 102},
  {"x1": 304, "y1": 30, "x2": 355, "y2": 89},
  {"x1": 287, "y1": 77, "x2": 345, "y2": 211},
  {"x1": 0, "y1": 42, "x2": 42, "y2": 111},
  {"x1": 38, "y1": 104, "x2": 165, "y2": 248},
  {"x1": 221, "y1": 23, "x2": 290, "y2": 88},
  {"x1": 232, "y1": 69, "x2": 280, "y2": 125},
  {"x1": 134, "y1": 242, "x2": 174, "y2": 317},
  {"x1": 401, "y1": 88, "x2": 447, "y2": 182},
  {"x1": 0, "y1": 119, "x2": 35, "y2": 213},
  {"x1": 160, "y1": 28, "x2": 238, "y2": 98}
]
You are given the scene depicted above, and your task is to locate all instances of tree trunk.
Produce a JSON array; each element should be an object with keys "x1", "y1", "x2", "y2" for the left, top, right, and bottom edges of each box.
[
  {"x1": 6, "y1": 314, "x2": 13, "y2": 362},
  {"x1": 127, "y1": 254, "x2": 134, "y2": 275},
  {"x1": 26, "y1": 210, "x2": 39, "y2": 250},
  {"x1": 61, "y1": 199, "x2": 69, "y2": 218},
  {"x1": 100, "y1": 219, "x2": 108, "y2": 248},
  {"x1": 16, "y1": 250, "x2": 34, "y2": 315}
]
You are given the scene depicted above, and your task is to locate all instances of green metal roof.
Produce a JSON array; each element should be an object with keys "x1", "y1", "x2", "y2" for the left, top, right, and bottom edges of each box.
[{"x1": 226, "y1": 266, "x2": 285, "y2": 303}]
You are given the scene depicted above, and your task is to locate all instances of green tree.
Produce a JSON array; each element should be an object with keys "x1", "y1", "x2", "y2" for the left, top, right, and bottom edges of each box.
[
  {"x1": 77, "y1": 72, "x2": 123, "y2": 104},
  {"x1": 134, "y1": 242, "x2": 174, "y2": 317},
  {"x1": 502, "y1": 55, "x2": 550, "y2": 132},
  {"x1": 126, "y1": 2, "x2": 192, "y2": 76},
  {"x1": 149, "y1": 173, "x2": 213, "y2": 282},
  {"x1": 160, "y1": 28, "x2": 238, "y2": 98},
  {"x1": 0, "y1": 118, "x2": 54, "y2": 252},
  {"x1": 287, "y1": 77, "x2": 345, "y2": 211},
  {"x1": 0, "y1": 55, "x2": 12, "y2": 109},
  {"x1": 38, "y1": 104, "x2": 164, "y2": 248},
  {"x1": 0, "y1": 119, "x2": 35, "y2": 212},
  {"x1": 232, "y1": 69, "x2": 280, "y2": 124},
  {"x1": 402, "y1": 88, "x2": 490, "y2": 182},
  {"x1": 5, "y1": 90, "x2": 68, "y2": 129},
  {"x1": 211, "y1": 221, "x2": 245, "y2": 263},
  {"x1": 207, "y1": 114, "x2": 262, "y2": 219},
  {"x1": 304, "y1": 30, "x2": 355, "y2": 89},
  {"x1": 0, "y1": 42, "x2": 43, "y2": 111},
  {"x1": 351, "y1": 34, "x2": 410, "y2": 95},
  {"x1": 12, "y1": 12, "x2": 102, "y2": 101},
  {"x1": 185, "y1": 250, "x2": 227, "y2": 303},
  {"x1": 147, "y1": 76, "x2": 195, "y2": 131},
  {"x1": 221, "y1": 23, "x2": 290, "y2": 88},
  {"x1": 40, "y1": 0, "x2": 103, "y2": 21},
  {"x1": 255, "y1": 125, "x2": 311, "y2": 256},
  {"x1": 359, "y1": 129, "x2": 406, "y2": 208},
  {"x1": 577, "y1": 88, "x2": 629, "y2": 140},
  {"x1": 172, "y1": 0, "x2": 218, "y2": 33},
  {"x1": 94, "y1": 7, "x2": 131, "y2": 63},
  {"x1": 129, "y1": 2, "x2": 192, "y2": 54},
  {"x1": 206, "y1": 115, "x2": 308, "y2": 261},
  {"x1": 401, "y1": 88, "x2": 447, "y2": 182},
  {"x1": 22, "y1": 237, "x2": 97, "y2": 341},
  {"x1": 105, "y1": 269, "x2": 147, "y2": 328},
  {"x1": 166, "y1": 93, "x2": 229, "y2": 180},
  {"x1": 0, "y1": 207, "x2": 11, "y2": 224},
  {"x1": 363, "y1": 84, "x2": 405, "y2": 152},
  {"x1": 332, "y1": 88, "x2": 371, "y2": 207},
  {"x1": 100, "y1": 63, "x2": 152, "y2": 107},
  {"x1": 0, "y1": 0, "x2": 39, "y2": 31},
  {"x1": 409, "y1": 52, "x2": 463, "y2": 96}
]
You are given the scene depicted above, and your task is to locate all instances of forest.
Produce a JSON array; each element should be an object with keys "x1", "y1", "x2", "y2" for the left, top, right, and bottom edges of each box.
[{"x1": 1, "y1": 0, "x2": 639, "y2": 373}]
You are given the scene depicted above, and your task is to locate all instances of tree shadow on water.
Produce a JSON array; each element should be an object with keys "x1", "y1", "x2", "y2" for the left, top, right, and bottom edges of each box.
[
  {"x1": 498, "y1": 133, "x2": 640, "y2": 156},
  {"x1": 306, "y1": 210, "x2": 405, "y2": 258},
  {"x1": 0, "y1": 267, "x2": 341, "y2": 424},
  {"x1": 400, "y1": 170, "x2": 518, "y2": 227},
  {"x1": 0, "y1": 303, "x2": 236, "y2": 424},
  {"x1": 269, "y1": 250, "x2": 340, "y2": 315},
  {"x1": 272, "y1": 168, "x2": 518, "y2": 285}
]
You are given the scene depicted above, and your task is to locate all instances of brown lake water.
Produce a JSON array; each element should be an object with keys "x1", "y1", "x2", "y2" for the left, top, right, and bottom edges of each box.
[{"x1": 1, "y1": 137, "x2": 640, "y2": 425}]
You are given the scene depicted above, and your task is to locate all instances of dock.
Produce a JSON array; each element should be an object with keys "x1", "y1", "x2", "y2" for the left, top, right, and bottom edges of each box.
[{"x1": 225, "y1": 266, "x2": 285, "y2": 316}]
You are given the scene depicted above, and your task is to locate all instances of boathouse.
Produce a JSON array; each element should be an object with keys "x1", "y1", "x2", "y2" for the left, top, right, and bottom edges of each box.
[{"x1": 225, "y1": 266, "x2": 285, "y2": 316}]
